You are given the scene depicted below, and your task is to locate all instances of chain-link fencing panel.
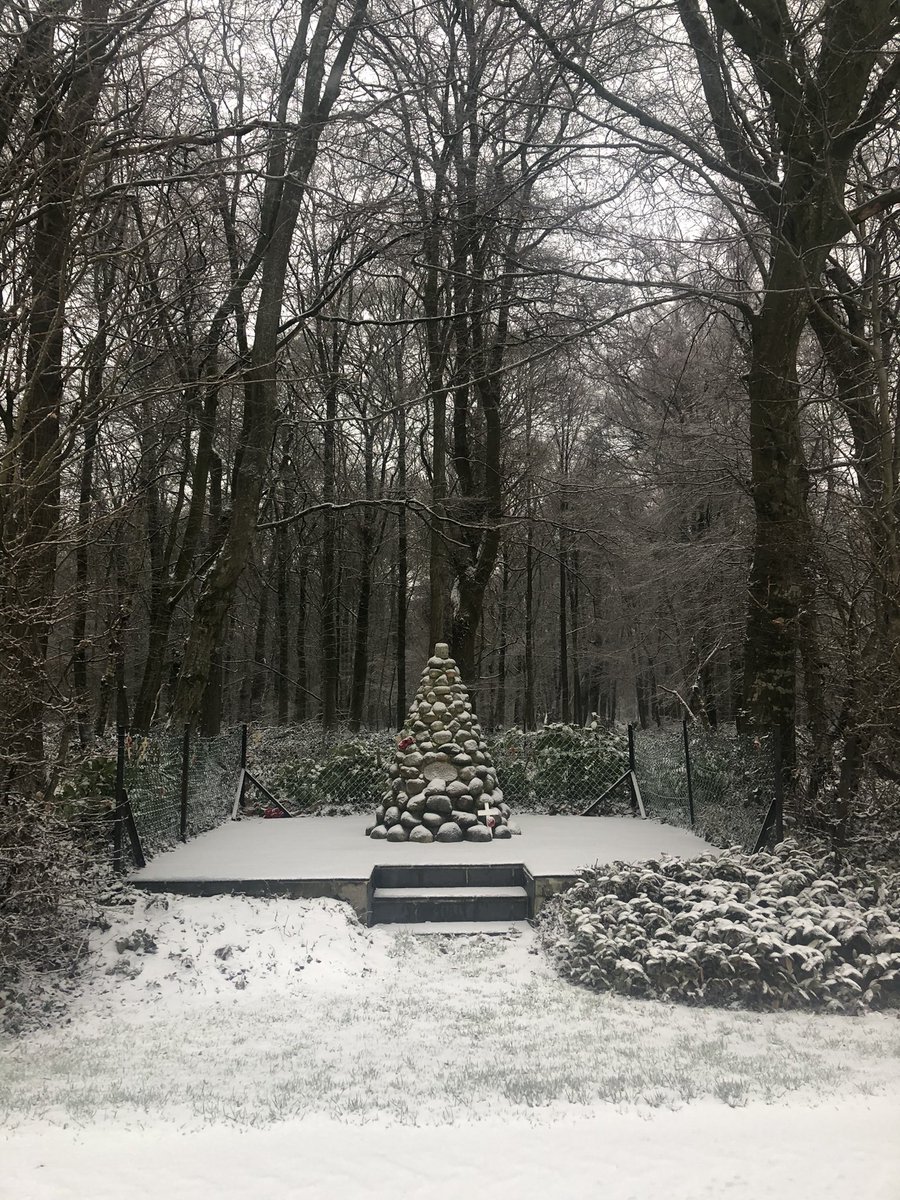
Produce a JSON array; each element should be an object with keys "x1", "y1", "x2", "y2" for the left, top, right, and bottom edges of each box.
[
  {"x1": 123, "y1": 727, "x2": 243, "y2": 859},
  {"x1": 187, "y1": 729, "x2": 242, "y2": 838},
  {"x1": 633, "y1": 724, "x2": 776, "y2": 851},
  {"x1": 245, "y1": 723, "x2": 395, "y2": 814},
  {"x1": 239, "y1": 721, "x2": 631, "y2": 816},
  {"x1": 487, "y1": 724, "x2": 631, "y2": 814},
  {"x1": 687, "y1": 726, "x2": 776, "y2": 851},
  {"x1": 231, "y1": 719, "x2": 776, "y2": 846},
  {"x1": 123, "y1": 730, "x2": 183, "y2": 857},
  {"x1": 632, "y1": 728, "x2": 691, "y2": 828}
]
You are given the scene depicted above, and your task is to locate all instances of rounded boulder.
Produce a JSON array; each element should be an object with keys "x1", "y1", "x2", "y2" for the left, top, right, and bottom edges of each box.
[
  {"x1": 434, "y1": 821, "x2": 463, "y2": 842},
  {"x1": 465, "y1": 823, "x2": 493, "y2": 842}
]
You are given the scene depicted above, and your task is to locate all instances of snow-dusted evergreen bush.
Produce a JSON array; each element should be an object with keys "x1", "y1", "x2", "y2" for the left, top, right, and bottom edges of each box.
[{"x1": 539, "y1": 841, "x2": 900, "y2": 1012}]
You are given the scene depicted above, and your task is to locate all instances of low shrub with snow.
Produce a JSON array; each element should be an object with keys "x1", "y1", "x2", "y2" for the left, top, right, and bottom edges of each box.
[
  {"x1": 0, "y1": 805, "x2": 112, "y2": 1033},
  {"x1": 538, "y1": 841, "x2": 900, "y2": 1012}
]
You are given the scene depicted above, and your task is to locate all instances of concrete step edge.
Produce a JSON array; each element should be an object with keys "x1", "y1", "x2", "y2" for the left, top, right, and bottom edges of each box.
[{"x1": 373, "y1": 885, "x2": 527, "y2": 899}]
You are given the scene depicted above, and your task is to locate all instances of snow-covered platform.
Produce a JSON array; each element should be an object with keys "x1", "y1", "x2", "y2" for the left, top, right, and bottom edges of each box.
[{"x1": 130, "y1": 815, "x2": 716, "y2": 923}]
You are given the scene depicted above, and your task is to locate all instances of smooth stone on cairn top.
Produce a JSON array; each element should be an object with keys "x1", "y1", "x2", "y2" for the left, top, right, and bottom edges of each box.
[{"x1": 367, "y1": 641, "x2": 514, "y2": 842}]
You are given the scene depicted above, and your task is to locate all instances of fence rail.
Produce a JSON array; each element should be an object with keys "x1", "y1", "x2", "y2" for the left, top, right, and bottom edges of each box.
[{"x1": 114, "y1": 719, "x2": 781, "y2": 870}]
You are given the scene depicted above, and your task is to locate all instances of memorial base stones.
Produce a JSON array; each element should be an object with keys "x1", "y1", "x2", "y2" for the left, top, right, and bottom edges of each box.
[{"x1": 367, "y1": 642, "x2": 518, "y2": 842}]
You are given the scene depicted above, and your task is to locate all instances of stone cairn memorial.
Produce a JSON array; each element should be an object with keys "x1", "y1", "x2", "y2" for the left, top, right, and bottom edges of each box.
[{"x1": 367, "y1": 643, "x2": 519, "y2": 843}]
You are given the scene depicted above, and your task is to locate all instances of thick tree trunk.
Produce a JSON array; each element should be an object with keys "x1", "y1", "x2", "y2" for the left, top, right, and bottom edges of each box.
[
  {"x1": 524, "y1": 401, "x2": 536, "y2": 730},
  {"x1": 294, "y1": 555, "x2": 309, "y2": 722},
  {"x1": 72, "y1": 414, "x2": 99, "y2": 748},
  {"x1": 558, "y1": 531, "x2": 570, "y2": 723},
  {"x1": 569, "y1": 546, "x2": 581, "y2": 724},
  {"x1": 275, "y1": 526, "x2": 290, "y2": 723},
  {"x1": 395, "y1": 403, "x2": 408, "y2": 728},
  {"x1": 348, "y1": 566, "x2": 372, "y2": 731},
  {"x1": 741, "y1": 259, "x2": 813, "y2": 761},
  {"x1": 200, "y1": 620, "x2": 227, "y2": 737},
  {"x1": 320, "y1": 384, "x2": 339, "y2": 729},
  {"x1": 248, "y1": 549, "x2": 274, "y2": 719},
  {"x1": 494, "y1": 551, "x2": 509, "y2": 728},
  {"x1": 349, "y1": 429, "x2": 376, "y2": 731},
  {"x1": 810, "y1": 298, "x2": 900, "y2": 672},
  {"x1": 451, "y1": 576, "x2": 484, "y2": 685},
  {"x1": 524, "y1": 518, "x2": 536, "y2": 730}
]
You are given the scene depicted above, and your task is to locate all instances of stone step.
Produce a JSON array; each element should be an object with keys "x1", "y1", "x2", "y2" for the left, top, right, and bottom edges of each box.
[
  {"x1": 371, "y1": 862, "x2": 524, "y2": 889},
  {"x1": 375, "y1": 885, "x2": 527, "y2": 899},
  {"x1": 370, "y1": 885, "x2": 529, "y2": 925}
]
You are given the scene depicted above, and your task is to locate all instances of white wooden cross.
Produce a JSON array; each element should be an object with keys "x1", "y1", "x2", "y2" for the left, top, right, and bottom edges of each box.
[{"x1": 478, "y1": 800, "x2": 494, "y2": 833}]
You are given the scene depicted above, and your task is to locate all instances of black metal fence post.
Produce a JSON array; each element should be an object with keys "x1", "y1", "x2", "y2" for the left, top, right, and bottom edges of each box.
[
  {"x1": 113, "y1": 726, "x2": 126, "y2": 873},
  {"x1": 682, "y1": 719, "x2": 695, "y2": 826},
  {"x1": 627, "y1": 723, "x2": 637, "y2": 814},
  {"x1": 627, "y1": 723, "x2": 635, "y2": 773},
  {"x1": 179, "y1": 724, "x2": 190, "y2": 842},
  {"x1": 240, "y1": 723, "x2": 248, "y2": 770}
]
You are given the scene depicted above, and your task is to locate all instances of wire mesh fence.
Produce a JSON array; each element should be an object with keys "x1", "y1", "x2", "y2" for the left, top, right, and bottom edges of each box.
[
  {"x1": 118, "y1": 718, "x2": 778, "y2": 866},
  {"x1": 122, "y1": 727, "x2": 240, "y2": 861},
  {"x1": 487, "y1": 724, "x2": 632, "y2": 814},
  {"x1": 245, "y1": 723, "x2": 395, "y2": 814},
  {"x1": 186, "y1": 729, "x2": 242, "y2": 837},
  {"x1": 122, "y1": 730, "x2": 183, "y2": 857},
  {"x1": 241, "y1": 720, "x2": 632, "y2": 817},
  {"x1": 635, "y1": 723, "x2": 778, "y2": 851}
]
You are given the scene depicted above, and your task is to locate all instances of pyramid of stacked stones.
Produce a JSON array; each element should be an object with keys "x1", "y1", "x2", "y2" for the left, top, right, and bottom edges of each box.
[{"x1": 367, "y1": 643, "x2": 518, "y2": 843}]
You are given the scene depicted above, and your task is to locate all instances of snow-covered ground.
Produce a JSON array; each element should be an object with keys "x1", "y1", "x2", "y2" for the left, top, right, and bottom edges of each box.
[
  {"x1": 2, "y1": 892, "x2": 899, "y2": 1199},
  {"x1": 130, "y1": 814, "x2": 718, "y2": 882}
]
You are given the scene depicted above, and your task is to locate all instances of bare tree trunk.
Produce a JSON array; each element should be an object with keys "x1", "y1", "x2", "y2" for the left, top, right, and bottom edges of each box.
[
  {"x1": 558, "y1": 529, "x2": 570, "y2": 723},
  {"x1": 395, "y1": 401, "x2": 408, "y2": 728},
  {"x1": 248, "y1": 547, "x2": 274, "y2": 720},
  {"x1": 741, "y1": 262, "x2": 812, "y2": 763},
  {"x1": 524, "y1": 402, "x2": 536, "y2": 731},
  {"x1": 275, "y1": 526, "x2": 290, "y2": 723},
  {"x1": 349, "y1": 426, "x2": 376, "y2": 731},
  {"x1": 321, "y1": 382, "x2": 339, "y2": 729},
  {"x1": 569, "y1": 545, "x2": 581, "y2": 724},
  {"x1": 294, "y1": 559, "x2": 309, "y2": 722},
  {"x1": 72, "y1": 412, "x2": 99, "y2": 748},
  {"x1": 172, "y1": 0, "x2": 368, "y2": 727},
  {"x1": 494, "y1": 550, "x2": 509, "y2": 728},
  {"x1": 2, "y1": 0, "x2": 113, "y2": 792}
]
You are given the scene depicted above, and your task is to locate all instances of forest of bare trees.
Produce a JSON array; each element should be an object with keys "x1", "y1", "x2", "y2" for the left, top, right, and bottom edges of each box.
[{"x1": 2, "y1": 0, "x2": 899, "y2": 830}]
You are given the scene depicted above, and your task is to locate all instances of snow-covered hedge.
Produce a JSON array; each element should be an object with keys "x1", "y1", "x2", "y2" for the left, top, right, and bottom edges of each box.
[{"x1": 538, "y1": 842, "x2": 900, "y2": 1012}]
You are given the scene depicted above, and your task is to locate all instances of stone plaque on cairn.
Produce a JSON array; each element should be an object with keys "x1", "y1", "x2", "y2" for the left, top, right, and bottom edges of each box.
[{"x1": 367, "y1": 643, "x2": 519, "y2": 843}]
